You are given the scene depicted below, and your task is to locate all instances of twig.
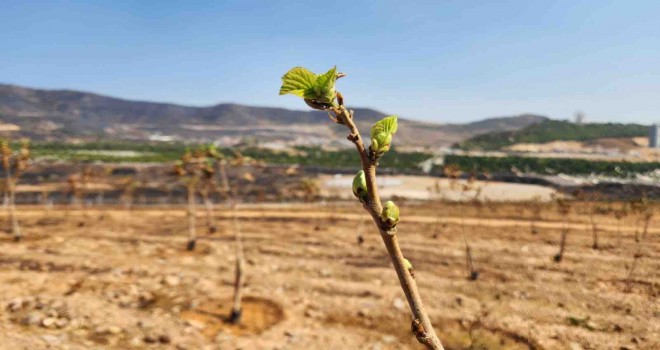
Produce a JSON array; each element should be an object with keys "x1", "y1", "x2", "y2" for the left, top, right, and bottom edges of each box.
[{"x1": 332, "y1": 99, "x2": 444, "y2": 349}]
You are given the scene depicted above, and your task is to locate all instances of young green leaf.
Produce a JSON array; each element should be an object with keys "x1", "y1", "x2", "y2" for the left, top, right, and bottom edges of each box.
[
  {"x1": 312, "y1": 66, "x2": 338, "y2": 104},
  {"x1": 370, "y1": 116, "x2": 398, "y2": 155},
  {"x1": 279, "y1": 66, "x2": 339, "y2": 106},
  {"x1": 279, "y1": 67, "x2": 317, "y2": 98},
  {"x1": 372, "y1": 115, "x2": 398, "y2": 136}
]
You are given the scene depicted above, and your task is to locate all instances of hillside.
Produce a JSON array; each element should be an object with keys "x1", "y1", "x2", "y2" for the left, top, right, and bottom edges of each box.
[
  {"x1": 0, "y1": 83, "x2": 545, "y2": 147},
  {"x1": 460, "y1": 120, "x2": 649, "y2": 150}
]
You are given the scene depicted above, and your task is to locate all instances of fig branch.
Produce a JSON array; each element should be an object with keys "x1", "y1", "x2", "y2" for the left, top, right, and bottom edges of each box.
[{"x1": 279, "y1": 66, "x2": 444, "y2": 350}]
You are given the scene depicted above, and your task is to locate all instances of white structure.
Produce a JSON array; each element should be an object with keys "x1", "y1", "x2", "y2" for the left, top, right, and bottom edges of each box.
[{"x1": 650, "y1": 124, "x2": 660, "y2": 148}]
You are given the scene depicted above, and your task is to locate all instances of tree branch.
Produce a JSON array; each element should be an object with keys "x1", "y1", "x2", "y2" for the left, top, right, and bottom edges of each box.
[{"x1": 331, "y1": 100, "x2": 444, "y2": 350}]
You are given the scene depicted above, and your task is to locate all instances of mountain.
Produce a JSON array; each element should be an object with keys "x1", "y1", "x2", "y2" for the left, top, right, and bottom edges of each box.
[{"x1": 0, "y1": 83, "x2": 546, "y2": 148}]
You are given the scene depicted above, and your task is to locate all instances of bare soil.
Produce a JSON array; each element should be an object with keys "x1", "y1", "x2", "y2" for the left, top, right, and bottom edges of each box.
[{"x1": 0, "y1": 202, "x2": 657, "y2": 349}]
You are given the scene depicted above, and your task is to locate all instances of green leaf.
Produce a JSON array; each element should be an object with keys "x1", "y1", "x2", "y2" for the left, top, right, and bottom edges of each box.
[
  {"x1": 279, "y1": 67, "x2": 317, "y2": 97},
  {"x1": 279, "y1": 66, "x2": 339, "y2": 105},
  {"x1": 312, "y1": 66, "x2": 337, "y2": 103},
  {"x1": 371, "y1": 115, "x2": 398, "y2": 138},
  {"x1": 370, "y1": 116, "x2": 398, "y2": 155}
]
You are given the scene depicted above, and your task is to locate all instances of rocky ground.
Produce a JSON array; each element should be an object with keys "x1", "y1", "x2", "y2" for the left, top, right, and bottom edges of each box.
[{"x1": 0, "y1": 202, "x2": 657, "y2": 349}]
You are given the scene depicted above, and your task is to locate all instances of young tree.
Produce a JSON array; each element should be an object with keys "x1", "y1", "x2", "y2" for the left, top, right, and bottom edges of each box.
[
  {"x1": 0, "y1": 139, "x2": 31, "y2": 241},
  {"x1": 280, "y1": 66, "x2": 444, "y2": 349},
  {"x1": 613, "y1": 204, "x2": 628, "y2": 236},
  {"x1": 174, "y1": 149, "x2": 204, "y2": 251},
  {"x1": 553, "y1": 196, "x2": 572, "y2": 262},
  {"x1": 119, "y1": 176, "x2": 136, "y2": 211},
  {"x1": 461, "y1": 177, "x2": 479, "y2": 281},
  {"x1": 199, "y1": 149, "x2": 219, "y2": 234},
  {"x1": 68, "y1": 164, "x2": 94, "y2": 226},
  {"x1": 528, "y1": 196, "x2": 543, "y2": 235},
  {"x1": 205, "y1": 144, "x2": 246, "y2": 324},
  {"x1": 630, "y1": 197, "x2": 652, "y2": 242}
]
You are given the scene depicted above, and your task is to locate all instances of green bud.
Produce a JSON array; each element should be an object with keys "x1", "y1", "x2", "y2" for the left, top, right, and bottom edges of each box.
[
  {"x1": 352, "y1": 170, "x2": 368, "y2": 201},
  {"x1": 370, "y1": 116, "x2": 398, "y2": 156},
  {"x1": 381, "y1": 200, "x2": 400, "y2": 227},
  {"x1": 403, "y1": 258, "x2": 413, "y2": 270}
]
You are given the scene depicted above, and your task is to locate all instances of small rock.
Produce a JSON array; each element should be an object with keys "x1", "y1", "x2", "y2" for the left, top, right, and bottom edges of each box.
[
  {"x1": 138, "y1": 292, "x2": 156, "y2": 308},
  {"x1": 585, "y1": 321, "x2": 599, "y2": 331},
  {"x1": 144, "y1": 334, "x2": 158, "y2": 343},
  {"x1": 129, "y1": 336, "x2": 143, "y2": 346},
  {"x1": 163, "y1": 275, "x2": 181, "y2": 286},
  {"x1": 21, "y1": 312, "x2": 43, "y2": 326},
  {"x1": 108, "y1": 326, "x2": 122, "y2": 334},
  {"x1": 159, "y1": 335, "x2": 171, "y2": 344},
  {"x1": 7, "y1": 298, "x2": 24, "y2": 312},
  {"x1": 382, "y1": 335, "x2": 397, "y2": 344},
  {"x1": 392, "y1": 298, "x2": 406, "y2": 311},
  {"x1": 185, "y1": 319, "x2": 206, "y2": 330},
  {"x1": 55, "y1": 318, "x2": 69, "y2": 328},
  {"x1": 41, "y1": 317, "x2": 57, "y2": 328},
  {"x1": 41, "y1": 335, "x2": 61, "y2": 345},
  {"x1": 570, "y1": 342, "x2": 585, "y2": 350}
]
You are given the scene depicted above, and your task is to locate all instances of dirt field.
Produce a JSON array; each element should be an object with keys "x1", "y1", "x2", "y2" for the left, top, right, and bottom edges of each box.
[{"x1": 0, "y1": 202, "x2": 658, "y2": 350}]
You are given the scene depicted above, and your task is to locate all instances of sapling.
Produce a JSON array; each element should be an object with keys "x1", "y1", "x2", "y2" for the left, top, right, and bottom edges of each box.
[
  {"x1": 553, "y1": 197, "x2": 572, "y2": 262},
  {"x1": 69, "y1": 165, "x2": 94, "y2": 226},
  {"x1": 299, "y1": 177, "x2": 320, "y2": 203},
  {"x1": 199, "y1": 146, "x2": 220, "y2": 234},
  {"x1": 207, "y1": 145, "x2": 246, "y2": 324},
  {"x1": 629, "y1": 197, "x2": 652, "y2": 242},
  {"x1": 280, "y1": 66, "x2": 444, "y2": 349},
  {"x1": 119, "y1": 176, "x2": 136, "y2": 211},
  {"x1": 460, "y1": 179, "x2": 479, "y2": 281},
  {"x1": 201, "y1": 144, "x2": 246, "y2": 323},
  {"x1": 174, "y1": 149, "x2": 204, "y2": 251},
  {"x1": 587, "y1": 195, "x2": 606, "y2": 250},
  {"x1": 528, "y1": 196, "x2": 542, "y2": 235},
  {"x1": 624, "y1": 199, "x2": 653, "y2": 292},
  {"x1": 0, "y1": 139, "x2": 31, "y2": 241},
  {"x1": 612, "y1": 204, "x2": 627, "y2": 237}
]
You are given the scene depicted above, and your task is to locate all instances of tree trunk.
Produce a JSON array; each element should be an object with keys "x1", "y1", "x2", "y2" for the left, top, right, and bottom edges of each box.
[
  {"x1": 186, "y1": 183, "x2": 197, "y2": 251},
  {"x1": 229, "y1": 205, "x2": 244, "y2": 324},
  {"x1": 203, "y1": 193, "x2": 216, "y2": 234},
  {"x1": 8, "y1": 178, "x2": 21, "y2": 241},
  {"x1": 554, "y1": 223, "x2": 569, "y2": 262},
  {"x1": 590, "y1": 213, "x2": 599, "y2": 250}
]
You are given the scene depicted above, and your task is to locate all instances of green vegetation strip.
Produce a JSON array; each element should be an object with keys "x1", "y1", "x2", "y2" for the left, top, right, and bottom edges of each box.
[
  {"x1": 28, "y1": 142, "x2": 433, "y2": 171},
  {"x1": 444, "y1": 154, "x2": 659, "y2": 178},
  {"x1": 461, "y1": 120, "x2": 649, "y2": 150}
]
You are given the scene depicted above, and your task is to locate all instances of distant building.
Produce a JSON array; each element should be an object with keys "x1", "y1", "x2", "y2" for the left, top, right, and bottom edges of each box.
[{"x1": 650, "y1": 124, "x2": 660, "y2": 148}]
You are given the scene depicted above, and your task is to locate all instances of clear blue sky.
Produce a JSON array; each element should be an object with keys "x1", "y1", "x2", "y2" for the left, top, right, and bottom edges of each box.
[{"x1": 1, "y1": 1, "x2": 658, "y2": 123}]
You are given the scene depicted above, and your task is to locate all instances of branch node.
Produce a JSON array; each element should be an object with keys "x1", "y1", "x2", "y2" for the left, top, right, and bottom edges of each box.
[
  {"x1": 412, "y1": 319, "x2": 432, "y2": 346},
  {"x1": 383, "y1": 227, "x2": 397, "y2": 236}
]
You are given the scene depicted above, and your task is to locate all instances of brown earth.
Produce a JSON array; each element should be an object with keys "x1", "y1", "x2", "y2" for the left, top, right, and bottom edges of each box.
[{"x1": 0, "y1": 202, "x2": 657, "y2": 349}]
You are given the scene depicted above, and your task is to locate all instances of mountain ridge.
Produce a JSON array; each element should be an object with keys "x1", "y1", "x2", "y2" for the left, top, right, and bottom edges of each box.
[{"x1": 0, "y1": 83, "x2": 548, "y2": 147}]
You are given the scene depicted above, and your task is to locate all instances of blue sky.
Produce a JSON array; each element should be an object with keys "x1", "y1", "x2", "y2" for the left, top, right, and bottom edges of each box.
[{"x1": 1, "y1": 1, "x2": 658, "y2": 123}]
